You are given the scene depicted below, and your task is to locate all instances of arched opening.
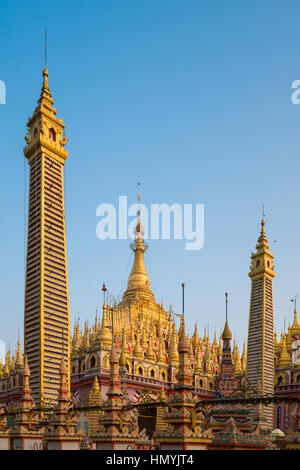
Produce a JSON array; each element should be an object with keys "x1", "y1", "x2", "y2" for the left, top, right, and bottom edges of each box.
[
  {"x1": 277, "y1": 406, "x2": 281, "y2": 429},
  {"x1": 137, "y1": 406, "x2": 157, "y2": 440},
  {"x1": 90, "y1": 356, "x2": 96, "y2": 368},
  {"x1": 138, "y1": 366, "x2": 143, "y2": 376},
  {"x1": 49, "y1": 128, "x2": 56, "y2": 142},
  {"x1": 277, "y1": 376, "x2": 283, "y2": 385}
]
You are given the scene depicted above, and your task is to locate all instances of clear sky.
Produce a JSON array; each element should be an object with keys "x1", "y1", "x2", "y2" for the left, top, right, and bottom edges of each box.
[{"x1": 1, "y1": 0, "x2": 300, "y2": 353}]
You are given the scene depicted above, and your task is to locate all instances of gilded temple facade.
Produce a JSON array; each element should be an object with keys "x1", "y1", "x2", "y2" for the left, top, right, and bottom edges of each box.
[
  {"x1": 23, "y1": 65, "x2": 70, "y2": 405},
  {"x1": 0, "y1": 63, "x2": 300, "y2": 450}
]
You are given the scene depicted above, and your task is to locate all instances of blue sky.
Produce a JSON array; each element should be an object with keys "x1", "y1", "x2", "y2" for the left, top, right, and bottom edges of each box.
[{"x1": 1, "y1": 0, "x2": 300, "y2": 352}]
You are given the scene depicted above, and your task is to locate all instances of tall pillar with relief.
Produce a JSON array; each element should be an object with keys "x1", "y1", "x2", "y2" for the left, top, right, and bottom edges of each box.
[
  {"x1": 23, "y1": 65, "x2": 70, "y2": 404},
  {"x1": 246, "y1": 217, "x2": 275, "y2": 429}
]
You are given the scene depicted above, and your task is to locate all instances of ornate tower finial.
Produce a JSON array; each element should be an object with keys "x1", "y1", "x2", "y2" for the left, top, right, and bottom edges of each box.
[
  {"x1": 135, "y1": 181, "x2": 143, "y2": 239},
  {"x1": 121, "y1": 186, "x2": 155, "y2": 304},
  {"x1": 222, "y1": 292, "x2": 232, "y2": 340}
]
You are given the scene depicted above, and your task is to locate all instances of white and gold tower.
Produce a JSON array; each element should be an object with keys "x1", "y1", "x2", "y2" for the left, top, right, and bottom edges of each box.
[
  {"x1": 23, "y1": 66, "x2": 70, "y2": 404},
  {"x1": 247, "y1": 217, "x2": 275, "y2": 428}
]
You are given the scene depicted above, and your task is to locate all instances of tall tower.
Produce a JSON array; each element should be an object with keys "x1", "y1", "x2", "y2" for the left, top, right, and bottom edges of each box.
[
  {"x1": 247, "y1": 217, "x2": 275, "y2": 428},
  {"x1": 23, "y1": 66, "x2": 70, "y2": 404}
]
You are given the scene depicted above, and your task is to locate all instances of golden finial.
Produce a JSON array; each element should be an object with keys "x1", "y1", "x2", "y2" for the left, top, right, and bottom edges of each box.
[
  {"x1": 91, "y1": 376, "x2": 100, "y2": 394},
  {"x1": 146, "y1": 335, "x2": 155, "y2": 362},
  {"x1": 234, "y1": 348, "x2": 242, "y2": 375},
  {"x1": 241, "y1": 342, "x2": 247, "y2": 370},
  {"x1": 135, "y1": 181, "x2": 143, "y2": 237},
  {"x1": 277, "y1": 334, "x2": 291, "y2": 368}
]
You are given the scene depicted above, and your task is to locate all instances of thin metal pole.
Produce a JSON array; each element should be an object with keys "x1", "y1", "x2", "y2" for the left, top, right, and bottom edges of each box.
[
  {"x1": 181, "y1": 283, "x2": 185, "y2": 316},
  {"x1": 45, "y1": 29, "x2": 47, "y2": 67}
]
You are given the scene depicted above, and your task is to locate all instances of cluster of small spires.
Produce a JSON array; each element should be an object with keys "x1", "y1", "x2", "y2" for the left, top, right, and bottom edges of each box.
[
  {"x1": 70, "y1": 305, "x2": 248, "y2": 379},
  {"x1": 0, "y1": 340, "x2": 23, "y2": 377},
  {"x1": 275, "y1": 306, "x2": 300, "y2": 369}
]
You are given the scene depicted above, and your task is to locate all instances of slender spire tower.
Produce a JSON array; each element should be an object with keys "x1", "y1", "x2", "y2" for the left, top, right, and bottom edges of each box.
[
  {"x1": 23, "y1": 63, "x2": 70, "y2": 404},
  {"x1": 122, "y1": 186, "x2": 155, "y2": 304},
  {"x1": 246, "y1": 216, "x2": 275, "y2": 428}
]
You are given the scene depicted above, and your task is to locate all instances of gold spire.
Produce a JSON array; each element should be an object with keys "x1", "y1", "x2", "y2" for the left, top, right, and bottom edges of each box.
[
  {"x1": 286, "y1": 325, "x2": 293, "y2": 350},
  {"x1": 217, "y1": 336, "x2": 223, "y2": 359},
  {"x1": 234, "y1": 348, "x2": 242, "y2": 375},
  {"x1": 192, "y1": 323, "x2": 199, "y2": 349},
  {"x1": 157, "y1": 330, "x2": 165, "y2": 364},
  {"x1": 241, "y1": 342, "x2": 247, "y2": 371},
  {"x1": 274, "y1": 331, "x2": 280, "y2": 354},
  {"x1": 91, "y1": 375, "x2": 101, "y2": 395},
  {"x1": 188, "y1": 339, "x2": 194, "y2": 360},
  {"x1": 122, "y1": 190, "x2": 155, "y2": 304},
  {"x1": 291, "y1": 307, "x2": 300, "y2": 336},
  {"x1": 279, "y1": 332, "x2": 284, "y2": 349},
  {"x1": 98, "y1": 303, "x2": 112, "y2": 348},
  {"x1": 130, "y1": 327, "x2": 135, "y2": 347},
  {"x1": 88, "y1": 375, "x2": 102, "y2": 435},
  {"x1": 159, "y1": 384, "x2": 166, "y2": 402},
  {"x1": 15, "y1": 339, "x2": 23, "y2": 369},
  {"x1": 83, "y1": 323, "x2": 90, "y2": 350},
  {"x1": 212, "y1": 331, "x2": 218, "y2": 350},
  {"x1": 4, "y1": 354, "x2": 9, "y2": 376},
  {"x1": 169, "y1": 322, "x2": 179, "y2": 365},
  {"x1": 233, "y1": 340, "x2": 238, "y2": 363},
  {"x1": 277, "y1": 335, "x2": 291, "y2": 368},
  {"x1": 222, "y1": 321, "x2": 232, "y2": 341},
  {"x1": 249, "y1": 217, "x2": 275, "y2": 279},
  {"x1": 141, "y1": 327, "x2": 148, "y2": 349},
  {"x1": 203, "y1": 344, "x2": 213, "y2": 376},
  {"x1": 133, "y1": 329, "x2": 144, "y2": 360},
  {"x1": 195, "y1": 345, "x2": 202, "y2": 373},
  {"x1": 37, "y1": 66, "x2": 56, "y2": 116}
]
